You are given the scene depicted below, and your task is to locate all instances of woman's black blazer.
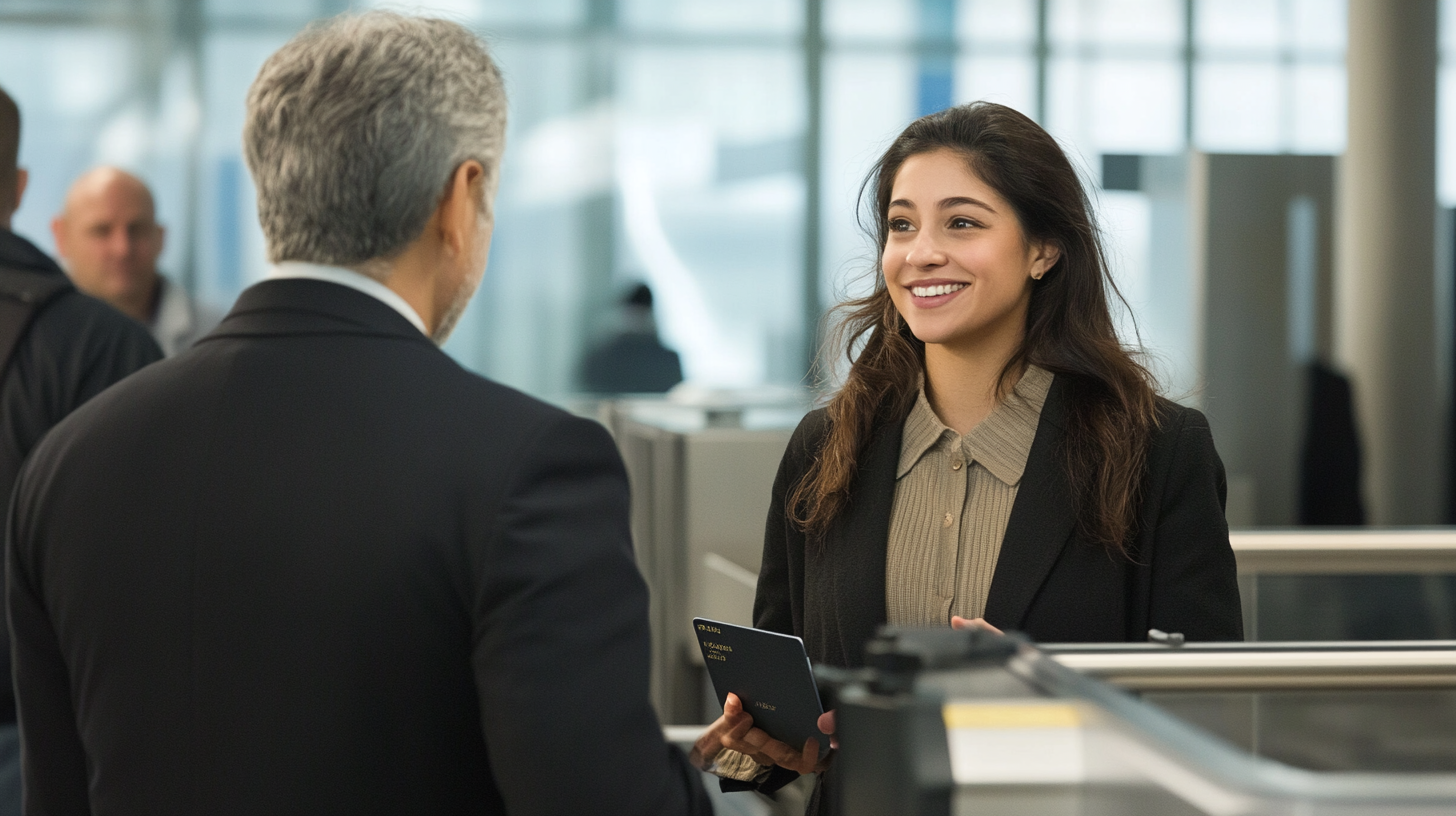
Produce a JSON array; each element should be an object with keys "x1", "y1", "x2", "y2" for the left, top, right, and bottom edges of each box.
[{"x1": 753, "y1": 375, "x2": 1244, "y2": 668}]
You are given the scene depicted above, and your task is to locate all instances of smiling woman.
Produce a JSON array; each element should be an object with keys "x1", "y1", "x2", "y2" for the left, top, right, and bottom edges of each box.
[{"x1": 689, "y1": 102, "x2": 1244, "y2": 814}]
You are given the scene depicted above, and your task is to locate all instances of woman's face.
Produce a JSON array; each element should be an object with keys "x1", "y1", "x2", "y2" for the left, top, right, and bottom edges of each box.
[{"x1": 882, "y1": 149, "x2": 1058, "y2": 352}]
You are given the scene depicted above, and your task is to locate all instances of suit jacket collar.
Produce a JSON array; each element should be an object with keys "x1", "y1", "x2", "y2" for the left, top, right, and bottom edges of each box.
[
  {"x1": 982, "y1": 375, "x2": 1077, "y2": 629},
  {"x1": 201, "y1": 278, "x2": 436, "y2": 347}
]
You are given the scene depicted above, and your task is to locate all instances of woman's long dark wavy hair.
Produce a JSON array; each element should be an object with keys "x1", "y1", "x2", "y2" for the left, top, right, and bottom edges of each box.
[{"x1": 790, "y1": 101, "x2": 1159, "y2": 556}]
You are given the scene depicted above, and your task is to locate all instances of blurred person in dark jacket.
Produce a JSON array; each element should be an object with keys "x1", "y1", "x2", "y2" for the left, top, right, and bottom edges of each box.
[{"x1": 0, "y1": 84, "x2": 160, "y2": 816}]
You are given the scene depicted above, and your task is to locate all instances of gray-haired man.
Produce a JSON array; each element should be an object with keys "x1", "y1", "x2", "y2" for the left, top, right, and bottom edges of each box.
[{"x1": 7, "y1": 14, "x2": 711, "y2": 815}]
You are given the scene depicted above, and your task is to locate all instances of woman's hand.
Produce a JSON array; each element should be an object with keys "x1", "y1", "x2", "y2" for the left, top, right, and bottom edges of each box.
[
  {"x1": 692, "y1": 692, "x2": 836, "y2": 775},
  {"x1": 951, "y1": 616, "x2": 1003, "y2": 634}
]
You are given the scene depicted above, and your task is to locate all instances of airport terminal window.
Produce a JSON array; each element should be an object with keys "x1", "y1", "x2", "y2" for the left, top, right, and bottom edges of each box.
[
  {"x1": 1193, "y1": 0, "x2": 1346, "y2": 153},
  {"x1": 15, "y1": 0, "x2": 1456, "y2": 401}
]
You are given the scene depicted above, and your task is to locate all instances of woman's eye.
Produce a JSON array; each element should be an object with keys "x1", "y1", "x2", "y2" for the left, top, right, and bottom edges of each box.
[
  {"x1": 888, "y1": 218, "x2": 913, "y2": 232},
  {"x1": 949, "y1": 216, "x2": 979, "y2": 229}
]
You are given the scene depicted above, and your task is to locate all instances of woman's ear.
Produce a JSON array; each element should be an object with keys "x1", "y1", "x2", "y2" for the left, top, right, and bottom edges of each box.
[{"x1": 1029, "y1": 241, "x2": 1061, "y2": 280}]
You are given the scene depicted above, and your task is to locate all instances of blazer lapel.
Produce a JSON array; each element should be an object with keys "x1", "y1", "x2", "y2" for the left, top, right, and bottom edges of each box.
[
  {"x1": 982, "y1": 376, "x2": 1078, "y2": 630},
  {"x1": 825, "y1": 418, "x2": 901, "y2": 666}
]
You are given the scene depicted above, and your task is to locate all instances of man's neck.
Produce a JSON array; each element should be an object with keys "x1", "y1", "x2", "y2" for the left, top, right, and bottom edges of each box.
[{"x1": 114, "y1": 276, "x2": 161, "y2": 325}]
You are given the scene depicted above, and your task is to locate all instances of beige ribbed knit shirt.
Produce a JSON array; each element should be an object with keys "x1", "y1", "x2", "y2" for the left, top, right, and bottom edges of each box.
[{"x1": 885, "y1": 365, "x2": 1054, "y2": 626}]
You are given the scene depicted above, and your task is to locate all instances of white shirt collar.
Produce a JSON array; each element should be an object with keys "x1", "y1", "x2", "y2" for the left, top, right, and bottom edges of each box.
[{"x1": 266, "y1": 261, "x2": 429, "y2": 339}]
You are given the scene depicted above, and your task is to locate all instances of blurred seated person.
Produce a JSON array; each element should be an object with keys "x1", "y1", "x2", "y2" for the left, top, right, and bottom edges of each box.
[
  {"x1": 580, "y1": 283, "x2": 683, "y2": 393},
  {"x1": 52, "y1": 167, "x2": 223, "y2": 355}
]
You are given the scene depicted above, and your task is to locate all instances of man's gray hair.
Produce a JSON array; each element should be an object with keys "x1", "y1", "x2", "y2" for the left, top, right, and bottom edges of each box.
[{"x1": 245, "y1": 12, "x2": 506, "y2": 268}]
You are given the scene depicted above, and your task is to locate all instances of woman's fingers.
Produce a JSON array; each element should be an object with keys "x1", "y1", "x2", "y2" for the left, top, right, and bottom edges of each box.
[
  {"x1": 818, "y1": 709, "x2": 836, "y2": 735},
  {"x1": 950, "y1": 615, "x2": 1003, "y2": 634},
  {"x1": 731, "y1": 727, "x2": 823, "y2": 774},
  {"x1": 798, "y1": 737, "x2": 823, "y2": 774},
  {"x1": 818, "y1": 709, "x2": 839, "y2": 749}
]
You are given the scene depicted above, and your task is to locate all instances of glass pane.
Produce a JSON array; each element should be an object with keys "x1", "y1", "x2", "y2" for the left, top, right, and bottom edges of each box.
[
  {"x1": 1194, "y1": 60, "x2": 1282, "y2": 152},
  {"x1": 1087, "y1": 58, "x2": 1183, "y2": 152},
  {"x1": 613, "y1": 47, "x2": 806, "y2": 389},
  {"x1": 1098, "y1": 189, "x2": 1151, "y2": 344},
  {"x1": 369, "y1": 0, "x2": 587, "y2": 27},
  {"x1": 1445, "y1": 0, "x2": 1456, "y2": 57},
  {"x1": 1290, "y1": 0, "x2": 1345, "y2": 54},
  {"x1": 0, "y1": 26, "x2": 136, "y2": 252},
  {"x1": 621, "y1": 0, "x2": 801, "y2": 35},
  {"x1": 954, "y1": 55, "x2": 1036, "y2": 117},
  {"x1": 821, "y1": 52, "x2": 917, "y2": 310},
  {"x1": 198, "y1": 32, "x2": 295, "y2": 310},
  {"x1": 958, "y1": 0, "x2": 1036, "y2": 45},
  {"x1": 826, "y1": 0, "x2": 916, "y2": 43},
  {"x1": 1440, "y1": 64, "x2": 1456, "y2": 205},
  {"x1": 1195, "y1": 0, "x2": 1280, "y2": 53},
  {"x1": 1087, "y1": 0, "x2": 1182, "y2": 48},
  {"x1": 1050, "y1": 0, "x2": 1182, "y2": 48},
  {"x1": 207, "y1": 0, "x2": 324, "y2": 23},
  {"x1": 1046, "y1": 56, "x2": 1182, "y2": 156},
  {"x1": 1290, "y1": 62, "x2": 1345, "y2": 154}
]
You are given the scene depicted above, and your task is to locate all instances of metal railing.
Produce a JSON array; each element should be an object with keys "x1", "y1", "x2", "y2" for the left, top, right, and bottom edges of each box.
[
  {"x1": 1044, "y1": 641, "x2": 1456, "y2": 691},
  {"x1": 1232, "y1": 529, "x2": 1456, "y2": 574}
]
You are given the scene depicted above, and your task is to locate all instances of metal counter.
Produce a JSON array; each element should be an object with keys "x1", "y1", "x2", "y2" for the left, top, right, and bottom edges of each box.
[{"x1": 829, "y1": 631, "x2": 1456, "y2": 815}]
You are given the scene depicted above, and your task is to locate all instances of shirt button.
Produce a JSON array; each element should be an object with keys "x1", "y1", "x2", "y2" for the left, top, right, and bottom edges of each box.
[
  {"x1": 943, "y1": 512, "x2": 954, "y2": 528},
  {"x1": 951, "y1": 460, "x2": 964, "y2": 471}
]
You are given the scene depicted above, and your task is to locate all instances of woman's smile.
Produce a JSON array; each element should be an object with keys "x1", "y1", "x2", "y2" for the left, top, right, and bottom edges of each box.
[{"x1": 908, "y1": 279, "x2": 969, "y2": 306}]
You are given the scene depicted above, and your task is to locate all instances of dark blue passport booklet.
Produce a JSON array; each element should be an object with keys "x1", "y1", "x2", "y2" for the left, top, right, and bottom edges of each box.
[{"x1": 693, "y1": 617, "x2": 829, "y2": 757}]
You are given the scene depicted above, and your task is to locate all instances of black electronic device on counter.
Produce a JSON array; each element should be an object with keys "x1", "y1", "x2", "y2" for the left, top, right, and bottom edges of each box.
[{"x1": 692, "y1": 617, "x2": 829, "y2": 757}]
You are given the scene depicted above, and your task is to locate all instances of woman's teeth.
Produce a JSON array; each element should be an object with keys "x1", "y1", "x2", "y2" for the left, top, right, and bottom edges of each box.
[{"x1": 911, "y1": 283, "x2": 967, "y2": 298}]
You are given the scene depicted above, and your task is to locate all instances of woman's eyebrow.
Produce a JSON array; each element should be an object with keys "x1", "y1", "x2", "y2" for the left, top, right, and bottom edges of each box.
[{"x1": 939, "y1": 196, "x2": 996, "y2": 213}]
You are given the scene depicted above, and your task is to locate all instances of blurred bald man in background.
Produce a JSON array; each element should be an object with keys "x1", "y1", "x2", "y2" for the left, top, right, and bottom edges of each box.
[{"x1": 52, "y1": 167, "x2": 222, "y2": 355}]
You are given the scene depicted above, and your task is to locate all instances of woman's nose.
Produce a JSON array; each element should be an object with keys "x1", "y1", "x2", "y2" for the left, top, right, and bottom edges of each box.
[{"x1": 905, "y1": 232, "x2": 945, "y2": 268}]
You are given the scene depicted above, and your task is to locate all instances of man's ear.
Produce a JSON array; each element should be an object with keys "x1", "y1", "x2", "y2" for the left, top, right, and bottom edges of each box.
[
  {"x1": 438, "y1": 160, "x2": 486, "y2": 257},
  {"x1": 50, "y1": 214, "x2": 67, "y2": 257}
]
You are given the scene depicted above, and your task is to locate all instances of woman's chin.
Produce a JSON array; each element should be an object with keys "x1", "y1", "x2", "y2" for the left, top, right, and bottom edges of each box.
[{"x1": 906, "y1": 322, "x2": 973, "y2": 348}]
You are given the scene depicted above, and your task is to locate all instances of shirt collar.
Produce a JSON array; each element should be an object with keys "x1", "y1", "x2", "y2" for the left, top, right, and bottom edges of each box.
[
  {"x1": 896, "y1": 364, "x2": 1055, "y2": 486},
  {"x1": 897, "y1": 384, "x2": 954, "y2": 479},
  {"x1": 266, "y1": 261, "x2": 429, "y2": 339}
]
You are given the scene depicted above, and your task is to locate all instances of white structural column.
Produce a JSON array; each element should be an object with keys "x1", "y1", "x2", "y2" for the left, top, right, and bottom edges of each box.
[{"x1": 1335, "y1": 0, "x2": 1441, "y2": 524}]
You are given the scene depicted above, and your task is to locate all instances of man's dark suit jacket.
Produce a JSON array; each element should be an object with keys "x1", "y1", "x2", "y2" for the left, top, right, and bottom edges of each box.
[
  {"x1": 8, "y1": 279, "x2": 709, "y2": 815},
  {"x1": 755, "y1": 375, "x2": 1244, "y2": 670}
]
